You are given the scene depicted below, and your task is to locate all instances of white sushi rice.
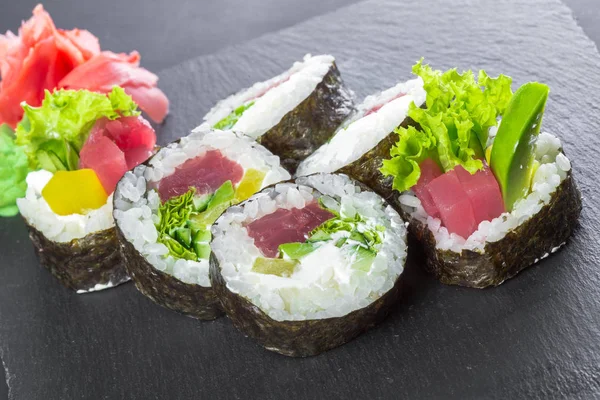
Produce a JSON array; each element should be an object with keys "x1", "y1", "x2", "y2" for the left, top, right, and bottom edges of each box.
[
  {"x1": 296, "y1": 78, "x2": 426, "y2": 177},
  {"x1": 398, "y1": 132, "x2": 571, "y2": 253},
  {"x1": 203, "y1": 54, "x2": 338, "y2": 139},
  {"x1": 17, "y1": 170, "x2": 114, "y2": 243},
  {"x1": 113, "y1": 126, "x2": 290, "y2": 287},
  {"x1": 211, "y1": 173, "x2": 407, "y2": 321}
]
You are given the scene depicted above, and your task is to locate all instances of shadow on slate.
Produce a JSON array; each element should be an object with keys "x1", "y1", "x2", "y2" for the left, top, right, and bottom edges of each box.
[{"x1": 1, "y1": 0, "x2": 600, "y2": 398}]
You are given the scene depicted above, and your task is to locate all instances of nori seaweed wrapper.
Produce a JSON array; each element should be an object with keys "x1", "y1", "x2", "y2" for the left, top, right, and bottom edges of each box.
[
  {"x1": 208, "y1": 175, "x2": 405, "y2": 356},
  {"x1": 336, "y1": 116, "x2": 417, "y2": 204},
  {"x1": 400, "y1": 173, "x2": 582, "y2": 288},
  {"x1": 24, "y1": 222, "x2": 129, "y2": 292},
  {"x1": 210, "y1": 253, "x2": 403, "y2": 357},
  {"x1": 259, "y1": 62, "x2": 354, "y2": 174},
  {"x1": 115, "y1": 224, "x2": 223, "y2": 320}
]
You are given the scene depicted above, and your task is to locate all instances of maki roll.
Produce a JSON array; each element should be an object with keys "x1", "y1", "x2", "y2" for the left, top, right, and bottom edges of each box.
[
  {"x1": 382, "y1": 60, "x2": 581, "y2": 288},
  {"x1": 203, "y1": 54, "x2": 355, "y2": 173},
  {"x1": 296, "y1": 78, "x2": 426, "y2": 204},
  {"x1": 113, "y1": 125, "x2": 290, "y2": 319},
  {"x1": 210, "y1": 173, "x2": 407, "y2": 356},
  {"x1": 15, "y1": 88, "x2": 158, "y2": 292}
]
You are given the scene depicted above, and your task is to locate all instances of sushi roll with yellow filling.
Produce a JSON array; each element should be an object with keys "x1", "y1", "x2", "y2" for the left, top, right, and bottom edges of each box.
[
  {"x1": 15, "y1": 88, "x2": 157, "y2": 292},
  {"x1": 113, "y1": 125, "x2": 290, "y2": 319},
  {"x1": 210, "y1": 173, "x2": 407, "y2": 356}
]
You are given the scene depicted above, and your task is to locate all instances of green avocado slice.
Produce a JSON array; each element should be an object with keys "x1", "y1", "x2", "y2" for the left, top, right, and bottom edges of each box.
[
  {"x1": 189, "y1": 180, "x2": 235, "y2": 227},
  {"x1": 490, "y1": 82, "x2": 549, "y2": 211}
]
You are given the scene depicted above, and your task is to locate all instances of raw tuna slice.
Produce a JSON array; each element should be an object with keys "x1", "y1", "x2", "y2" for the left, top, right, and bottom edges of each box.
[
  {"x1": 246, "y1": 202, "x2": 335, "y2": 258},
  {"x1": 426, "y1": 169, "x2": 477, "y2": 239},
  {"x1": 102, "y1": 116, "x2": 156, "y2": 169},
  {"x1": 79, "y1": 135, "x2": 127, "y2": 194},
  {"x1": 414, "y1": 158, "x2": 443, "y2": 218},
  {"x1": 158, "y1": 150, "x2": 244, "y2": 201},
  {"x1": 454, "y1": 165, "x2": 505, "y2": 226},
  {"x1": 79, "y1": 115, "x2": 156, "y2": 194}
]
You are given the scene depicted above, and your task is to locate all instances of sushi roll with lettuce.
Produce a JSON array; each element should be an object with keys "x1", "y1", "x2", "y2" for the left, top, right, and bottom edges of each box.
[
  {"x1": 296, "y1": 78, "x2": 426, "y2": 201},
  {"x1": 383, "y1": 60, "x2": 581, "y2": 288},
  {"x1": 113, "y1": 125, "x2": 290, "y2": 319},
  {"x1": 210, "y1": 173, "x2": 407, "y2": 356},
  {"x1": 203, "y1": 54, "x2": 355, "y2": 173},
  {"x1": 15, "y1": 88, "x2": 158, "y2": 292}
]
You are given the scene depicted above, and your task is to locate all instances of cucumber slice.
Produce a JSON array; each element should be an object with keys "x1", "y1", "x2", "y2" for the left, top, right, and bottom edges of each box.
[
  {"x1": 191, "y1": 229, "x2": 212, "y2": 259},
  {"x1": 252, "y1": 257, "x2": 298, "y2": 277},
  {"x1": 490, "y1": 82, "x2": 549, "y2": 210},
  {"x1": 174, "y1": 228, "x2": 192, "y2": 248},
  {"x1": 278, "y1": 242, "x2": 318, "y2": 260},
  {"x1": 192, "y1": 229, "x2": 211, "y2": 243},
  {"x1": 193, "y1": 242, "x2": 211, "y2": 260}
]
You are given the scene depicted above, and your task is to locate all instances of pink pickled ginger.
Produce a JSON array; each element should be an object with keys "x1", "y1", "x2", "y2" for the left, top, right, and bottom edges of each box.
[{"x1": 0, "y1": 4, "x2": 168, "y2": 128}]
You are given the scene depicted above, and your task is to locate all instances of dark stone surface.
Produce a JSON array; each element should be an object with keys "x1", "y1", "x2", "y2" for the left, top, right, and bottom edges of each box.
[
  {"x1": 1, "y1": 0, "x2": 600, "y2": 399},
  {"x1": 0, "y1": 0, "x2": 361, "y2": 72}
]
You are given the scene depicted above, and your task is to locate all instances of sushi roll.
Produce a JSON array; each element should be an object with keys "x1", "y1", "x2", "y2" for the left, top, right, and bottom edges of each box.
[
  {"x1": 15, "y1": 88, "x2": 158, "y2": 292},
  {"x1": 203, "y1": 54, "x2": 355, "y2": 173},
  {"x1": 210, "y1": 173, "x2": 407, "y2": 356},
  {"x1": 296, "y1": 78, "x2": 426, "y2": 204},
  {"x1": 113, "y1": 125, "x2": 290, "y2": 319},
  {"x1": 381, "y1": 60, "x2": 582, "y2": 288}
]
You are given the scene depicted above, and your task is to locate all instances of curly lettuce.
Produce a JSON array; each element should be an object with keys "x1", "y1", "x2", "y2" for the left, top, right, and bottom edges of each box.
[
  {"x1": 0, "y1": 125, "x2": 29, "y2": 217},
  {"x1": 381, "y1": 59, "x2": 513, "y2": 192},
  {"x1": 15, "y1": 87, "x2": 140, "y2": 172},
  {"x1": 156, "y1": 181, "x2": 236, "y2": 261}
]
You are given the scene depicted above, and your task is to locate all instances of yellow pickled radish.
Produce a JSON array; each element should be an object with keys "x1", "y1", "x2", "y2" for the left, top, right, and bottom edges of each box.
[
  {"x1": 234, "y1": 168, "x2": 266, "y2": 202},
  {"x1": 42, "y1": 169, "x2": 108, "y2": 216}
]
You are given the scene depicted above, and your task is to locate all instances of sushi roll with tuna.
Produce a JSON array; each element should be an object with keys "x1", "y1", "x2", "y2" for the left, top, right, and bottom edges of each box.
[
  {"x1": 210, "y1": 173, "x2": 407, "y2": 356},
  {"x1": 202, "y1": 54, "x2": 355, "y2": 173},
  {"x1": 296, "y1": 78, "x2": 426, "y2": 203},
  {"x1": 381, "y1": 60, "x2": 581, "y2": 288},
  {"x1": 113, "y1": 125, "x2": 290, "y2": 319},
  {"x1": 15, "y1": 88, "x2": 158, "y2": 292}
]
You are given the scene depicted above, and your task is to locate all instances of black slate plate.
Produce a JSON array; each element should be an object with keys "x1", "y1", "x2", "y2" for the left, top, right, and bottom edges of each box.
[{"x1": 1, "y1": 0, "x2": 600, "y2": 398}]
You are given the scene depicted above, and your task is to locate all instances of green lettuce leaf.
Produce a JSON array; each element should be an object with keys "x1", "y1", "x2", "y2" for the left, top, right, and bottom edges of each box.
[
  {"x1": 0, "y1": 125, "x2": 29, "y2": 217},
  {"x1": 156, "y1": 188, "x2": 196, "y2": 259},
  {"x1": 213, "y1": 101, "x2": 255, "y2": 130},
  {"x1": 156, "y1": 181, "x2": 236, "y2": 260},
  {"x1": 308, "y1": 204, "x2": 383, "y2": 254},
  {"x1": 15, "y1": 87, "x2": 140, "y2": 172},
  {"x1": 381, "y1": 59, "x2": 513, "y2": 192}
]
